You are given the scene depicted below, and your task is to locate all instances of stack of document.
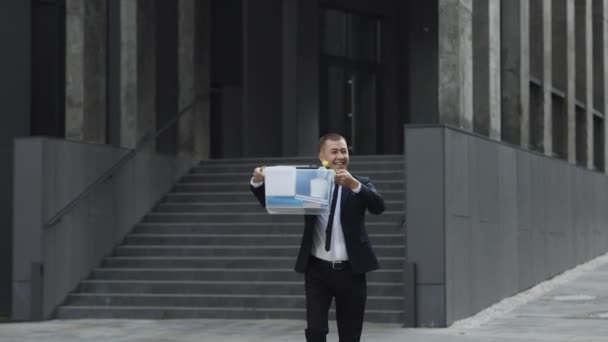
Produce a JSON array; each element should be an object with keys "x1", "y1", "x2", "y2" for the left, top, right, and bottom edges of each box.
[{"x1": 263, "y1": 166, "x2": 334, "y2": 215}]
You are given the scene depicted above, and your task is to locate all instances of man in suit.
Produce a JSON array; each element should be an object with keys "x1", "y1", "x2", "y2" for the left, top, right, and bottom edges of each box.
[{"x1": 250, "y1": 133, "x2": 385, "y2": 342}]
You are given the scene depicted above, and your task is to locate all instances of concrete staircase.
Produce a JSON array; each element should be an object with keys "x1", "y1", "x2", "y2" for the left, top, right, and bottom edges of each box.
[{"x1": 56, "y1": 155, "x2": 406, "y2": 323}]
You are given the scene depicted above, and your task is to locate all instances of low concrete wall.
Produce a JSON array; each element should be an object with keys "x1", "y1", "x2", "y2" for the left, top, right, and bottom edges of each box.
[
  {"x1": 12, "y1": 138, "x2": 195, "y2": 320},
  {"x1": 405, "y1": 125, "x2": 608, "y2": 327}
]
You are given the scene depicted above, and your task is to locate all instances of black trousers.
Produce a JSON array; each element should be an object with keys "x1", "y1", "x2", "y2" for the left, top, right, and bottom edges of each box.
[{"x1": 304, "y1": 256, "x2": 367, "y2": 342}]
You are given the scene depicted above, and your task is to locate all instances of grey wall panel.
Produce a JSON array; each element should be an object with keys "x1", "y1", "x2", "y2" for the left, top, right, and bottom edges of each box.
[
  {"x1": 12, "y1": 138, "x2": 195, "y2": 320},
  {"x1": 475, "y1": 139, "x2": 499, "y2": 224},
  {"x1": 496, "y1": 145, "x2": 519, "y2": 297},
  {"x1": 405, "y1": 128, "x2": 446, "y2": 284},
  {"x1": 445, "y1": 129, "x2": 470, "y2": 217},
  {"x1": 406, "y1": 125, "x2": 608, "y2": 326},
  {"x1": 445, "y1": 215, "x2": 472, "y2": 324},
  {"x1": 416, "y1": 285, "x2": 446, "y2": 328}
]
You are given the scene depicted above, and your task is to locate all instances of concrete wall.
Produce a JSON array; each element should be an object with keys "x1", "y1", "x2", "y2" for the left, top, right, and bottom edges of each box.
[
  {"x1": 406, "y1": 125, "x2": 608, "y2": 326},
  {"x1": 0, "y1": 0, "x2": 31, "y2": 317},
  {"x1": 12, "y1": 138, "x2": 194, "y2": 320}
]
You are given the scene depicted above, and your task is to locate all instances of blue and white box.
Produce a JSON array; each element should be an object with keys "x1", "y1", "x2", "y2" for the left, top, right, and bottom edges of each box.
[{"x1": 264, "y1": 166, "x2": 335, "y2": 215}]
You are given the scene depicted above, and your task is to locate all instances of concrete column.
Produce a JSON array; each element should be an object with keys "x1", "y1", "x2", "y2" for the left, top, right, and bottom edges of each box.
[
  {"x1": 593, "y1": 0, "x2": 606, "y2": 171},
  {"x1": 567, "y1": 0, "x2": 577, "y2": 164},
  {"x1": 282, "y1": 0, "x2": 298, "y2": 156},
  {"x1": 65, "y1": 0, "x2": 107, "y2": 144},
  {"x1": 120, "y1": 0, "x2": 137, "y2": 148},
  {"x1": 119, "y1": 0, "x2": 156, "y2": 149},
  {"x1": 178, "y1": 0, "x2": 196, "y2": 156},
  {"x1": 604, "y1": 0, "x2": 608, "y2": 172},
  {"x1": 585, "y1": 0, "x2": 594, "y2": 169},
  {"x1": 542, "y1": 0, "x2": 553, "y2": 156},
  {"x1": 488, "y1": 0, "x2": 501, "y2": 140},
  {"x1": 472, "y1": 0, "x2": 501, "y2": 140},
  {"x1": 438, "y1": 0, "x2": 473, "y2": 130},
  {"x1": 501, "y1": 0, "x2": 530, "y2": 147},
  {"x1": 242, "y1": 0, "x2": 284, "y2": 157},
  {"x1": 1, "y1": 0, "x2": 31, "y2": 318},
  {"x1": 551, "y1": 0, "x2": 571, "y2": 160},
  {"x1": 193, "y1": 0, "x2": 211, "y2": 160}
]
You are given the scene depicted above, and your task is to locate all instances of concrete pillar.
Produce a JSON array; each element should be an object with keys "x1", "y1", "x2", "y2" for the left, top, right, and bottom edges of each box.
[
  {"x1": 119, "y1": 0, "x2": 137, "y2": 148},
  {"x1": 501, "y1": 0, "x2": 530, "y2": 147},
  {"x1": 593, "y1": 0, "x2": 606, "y2": 171},
  {"x1": 542, "y1": 0, "x2": 553, "y2": 156},
  {"x1": 488, "y1": 0, "x2": 501, "y2": 140},
  {"x1": 472, "y1": 0, "x2": 501, "y2": 140},
  {"x1": 551, "y1": 0, "x2": 572, "y2": 160},
  {"x1": 603, "y1": 0, "x2": 608, "y2": 172},
  {"x1": 567, "y1": 0, "x2": 577, "y2": 164},
  {"x1": 585, "y1": 0, "x2": 594, "y2": 169},
  {"x1": 178, "y1": 0, "x2": 196, "y2": 156},
  {"x1": 193, "y1": 0, "x2": 211, "y2": 160},
  {"x1": 1, "y1": 0, "x2": 31, "y2": 318},
  {"x1": 575, "y1": 0, "x2": 587, "y2": 165},
  {"x1": 65, "y1": 0, "x2": 107, "y2": 144},
  {"x1": 119, "y1": 0, "x2": 156, "y2": 149},
  {"x1": 242, "y1": 0, "x2": 284, "y2": 157},
  {"x1": 438, "y1": 0, "x2": 473, "y2": 130},
  {"x1": 281, "y1": 0, "x2": 323, "y2": 156},
  {"x1": 282, "y1": 0, "x2": 298, "y2": 156}
]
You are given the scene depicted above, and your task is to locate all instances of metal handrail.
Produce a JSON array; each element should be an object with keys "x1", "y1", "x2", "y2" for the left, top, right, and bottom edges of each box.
[{"x1": 44, "y1": 96, "x2": 201, "y2": 228}]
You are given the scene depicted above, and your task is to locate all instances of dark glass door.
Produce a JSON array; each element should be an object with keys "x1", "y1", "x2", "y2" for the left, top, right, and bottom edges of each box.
[{"x1": 319, "y1": 8, "x2": 381, "y2": 154}]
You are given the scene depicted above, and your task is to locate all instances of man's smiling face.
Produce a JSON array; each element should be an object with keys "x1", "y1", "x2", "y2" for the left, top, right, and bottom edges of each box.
[{"x1": 319, "y1": 138, "x2": 349, "y2": 171}]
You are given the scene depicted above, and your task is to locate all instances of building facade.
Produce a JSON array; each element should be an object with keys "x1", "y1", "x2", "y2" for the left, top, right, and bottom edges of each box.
[{"x1": 2, "y1": 0, "x2": 608, "y2": 320}]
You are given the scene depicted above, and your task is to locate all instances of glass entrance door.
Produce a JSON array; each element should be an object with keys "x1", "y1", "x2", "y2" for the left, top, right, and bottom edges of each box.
[
  {"x1": 321, "y1": 65, "x2": 378, "y2": 154},
  {"x1": 319, "y1": 8, "x2": 381, "y2": 154}
]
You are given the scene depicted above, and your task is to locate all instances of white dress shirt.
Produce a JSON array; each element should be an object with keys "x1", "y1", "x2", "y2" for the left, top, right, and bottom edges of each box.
[{"x1": 251, "y1": 178, "x2": 361, "y2": 262}]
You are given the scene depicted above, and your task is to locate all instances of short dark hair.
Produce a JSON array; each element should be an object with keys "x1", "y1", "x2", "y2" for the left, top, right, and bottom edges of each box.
[{"x1": 319, "y1": 133, "x2": 346, "y2": 151}]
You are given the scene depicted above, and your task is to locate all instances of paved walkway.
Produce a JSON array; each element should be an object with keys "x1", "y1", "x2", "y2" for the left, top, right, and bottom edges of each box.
[{"x1": 3, "y1": 255, "x2": 608, "y2": 342}]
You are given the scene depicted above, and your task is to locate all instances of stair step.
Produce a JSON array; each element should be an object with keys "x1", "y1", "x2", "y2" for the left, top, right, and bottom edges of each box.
[
  {"x1": 113, "y1": 245, "x2": 405, "y2": 257},
  {"x1": 174, "y1": 180, "x2": 404, "y2": 192},
  {"x1": 153, "y1": 200, "x2": 404, "y2": 213},
  {"x1": 90, "y1": 268, "x2": 403, "y2": 282},
  {"x1": 133, "y1": 222, "x2": 406, "y2": 235},
  {"x1": 124, "y1": 233, "x2": 404, "y2": 246},
  {"x1": 56, "y1": 305, "x2": 404, "y2": 323},
  {"x1": 102, "y1": 256, "x2": 406, "y2": 269},
  {"x1": 77, "y1": 280, "x2": 403, "y2": 296},
  {"x1": 64, "y1": 293, "x2": 403, "y2": 311},
  {"x1": 193, "y1": 164, "x2": 405, "y2": 174},
  {"x1": 57, "y1": 155, "x2": 407, "y2": 324},
  {"x1": 164, "y1": 190, "x2": 405, "y2": 202},
  {"x1": 198, "y1": 155, "x2": 403, "y2": 165},
  {"x1": 182, "y1": 170, "x2": 404, "y2": 182},
  {"x1": 143, "y1": 211, "x2": 404, "y2": 224}
]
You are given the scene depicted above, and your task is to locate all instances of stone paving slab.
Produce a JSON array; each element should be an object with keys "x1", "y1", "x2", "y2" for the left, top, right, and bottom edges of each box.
[{"x1": 3, "y1": 257, "x2": 608, "y2": 341}]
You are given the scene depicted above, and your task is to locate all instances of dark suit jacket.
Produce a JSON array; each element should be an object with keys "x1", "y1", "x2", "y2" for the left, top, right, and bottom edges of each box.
[{"x1": 250, "y1": 175, "x2": 385, "y2": 274}]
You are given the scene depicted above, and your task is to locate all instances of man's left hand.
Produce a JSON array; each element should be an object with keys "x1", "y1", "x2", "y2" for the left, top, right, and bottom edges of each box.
[{"x1": 334, "y1": 169, "x2": 360, "y2": 190}]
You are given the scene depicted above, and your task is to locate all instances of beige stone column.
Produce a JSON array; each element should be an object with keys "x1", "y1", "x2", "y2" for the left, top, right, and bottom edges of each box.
[
  {"x1": 119, "y1": 0, "x2": 156, "y2": 149},
  {"x1": 178, "y1": 0, "x2": 196, "y2": 156},
  {"x1": 193, "y1": 0, "x2": 211, "y2": 160},
  {"x1": 501, "y1": 0, "x2": 530, "y2": 147},
  {"x1": 65, "y1": 0, "x2": 107, "y2": 144},
  {"x1": 585, "y1": 0, "x2": 594, "y2": 169},
  {"x1": 439, "y1": 0, "x2": 473, "y2": 130},
  {"x1": 603, "y1": 0, "x2": 608, "y2": 172},
  {"x1": 472, "y1": 0, "x2": 501, "y2": 140},
  {"x1": 542, "y1": 0, "x2": 553, "y2": 156},
  {"x1": 567, "y1": 0, "x2": 576, "y2": 164}
]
